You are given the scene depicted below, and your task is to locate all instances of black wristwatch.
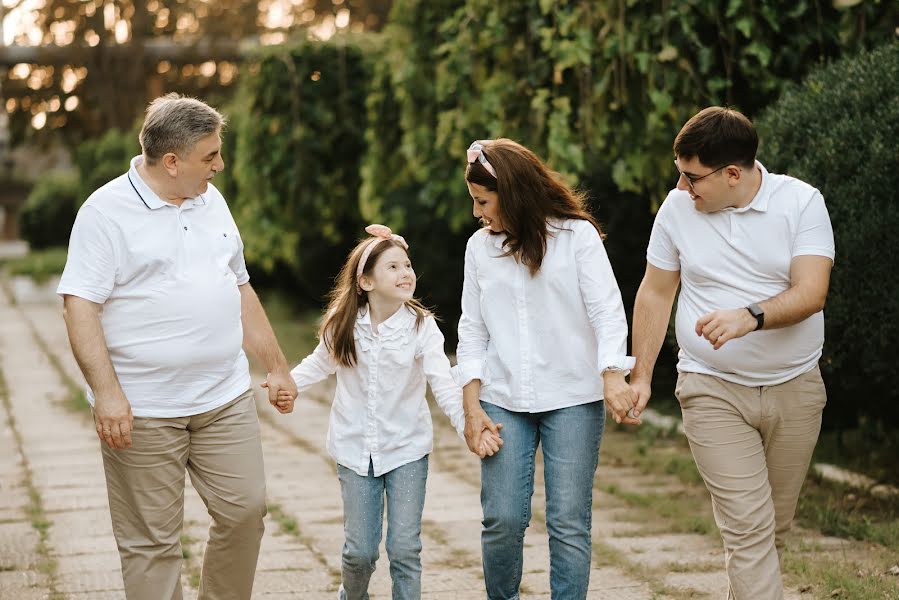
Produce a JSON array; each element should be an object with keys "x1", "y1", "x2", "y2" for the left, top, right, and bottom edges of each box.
[{"x1": 746, "y1": 303, "x2": 764, "y2": 331}]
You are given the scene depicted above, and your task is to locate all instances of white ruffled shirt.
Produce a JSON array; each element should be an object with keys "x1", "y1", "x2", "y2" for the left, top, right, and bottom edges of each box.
[
  {"x1": 453, "y1": 219, "x2": 634, "y2": 412},
  {"x1": 290, "y1": 305, "x2": 465, "y2": 477}
]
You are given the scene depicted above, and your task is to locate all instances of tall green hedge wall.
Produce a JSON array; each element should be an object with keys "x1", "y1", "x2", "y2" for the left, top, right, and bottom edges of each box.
[{"x1": 197, "y1": 2, "x2": 899, "y2": 430}]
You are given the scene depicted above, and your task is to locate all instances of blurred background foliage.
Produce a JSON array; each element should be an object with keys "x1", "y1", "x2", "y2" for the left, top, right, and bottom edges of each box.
[{"x1": 3, "y1": 0, "x2": 897, "y2": 437}]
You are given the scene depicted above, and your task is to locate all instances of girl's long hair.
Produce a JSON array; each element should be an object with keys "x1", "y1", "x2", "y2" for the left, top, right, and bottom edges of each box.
[
  {"x1": 321, "y1": 237, "x2": 431, "y2": 368},
  {"x1": 465, "y1": 138, "x2": 603, "y2": 275}
]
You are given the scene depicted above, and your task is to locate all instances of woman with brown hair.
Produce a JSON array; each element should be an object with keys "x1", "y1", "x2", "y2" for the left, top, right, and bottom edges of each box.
[{"x1": 454, "y1": 138, "x2": 638, "y2": 599}]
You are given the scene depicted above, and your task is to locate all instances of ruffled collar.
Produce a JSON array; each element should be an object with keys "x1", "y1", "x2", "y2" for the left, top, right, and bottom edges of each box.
[{"x1": 355, "y1": 305, "x2": 417, "y2": 351}]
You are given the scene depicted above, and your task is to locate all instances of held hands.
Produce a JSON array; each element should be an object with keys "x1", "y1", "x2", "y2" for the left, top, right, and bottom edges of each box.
[
  {"x1": 695, "y1": 308, "x2": 757, "y2": 350},
  {"x1": 603, "y1": 370, "x2": 641, "y2": 425},
  {"x1": 261, "y1": 371, "x2": 298, "y2": 414},
  {"x1": 628, "y1": 378, "x2": 652, "y2": 420},
  {"x1": 477, "y1": 425, "x2": 504, "y2": 458},
  {"x1": 93, "y1": 389, "x2": 134, "y2": 450},
  {"x1": 464, "y1": 407, "x2": 503, "y2": 459}
]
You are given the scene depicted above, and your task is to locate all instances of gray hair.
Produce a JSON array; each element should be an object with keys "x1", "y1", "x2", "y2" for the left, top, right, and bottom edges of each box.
[{"x1": 139, "y1": 93, "x2": 226, "y2": 165}]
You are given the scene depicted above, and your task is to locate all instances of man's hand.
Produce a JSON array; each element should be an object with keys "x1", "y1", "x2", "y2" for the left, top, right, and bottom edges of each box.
[
  {"x1": 464, "y1": 408, "x2": 503, "y2": 458},
  {"x1": 603, "y1": 370, "x2": 641, "y2": 425},
  {"x1": 93, "y1": 390, "x2": 134, "y2": 450},
  {"x1": 695, "y1": 308, "x2": 757, "y2": 350},
  {"x1": 262, "y1": 371, "x2": 298, "y2": 414},
  {"x1": 629, "y1": 378, "x2": 652, "y2": 419}
]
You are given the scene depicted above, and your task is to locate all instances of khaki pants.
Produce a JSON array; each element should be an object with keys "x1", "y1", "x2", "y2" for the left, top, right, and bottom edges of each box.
[
  {"x1": 101, "y1": 390, "x2": 266, "y2": 600},
  {"x1": 675, "y1": 367, "x2": 826, "y2": 600}
]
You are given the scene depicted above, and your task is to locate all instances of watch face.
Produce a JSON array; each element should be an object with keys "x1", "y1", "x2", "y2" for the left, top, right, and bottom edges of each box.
[{"x1": 748, "y1": 303, "x2": 763, "y2": 317}]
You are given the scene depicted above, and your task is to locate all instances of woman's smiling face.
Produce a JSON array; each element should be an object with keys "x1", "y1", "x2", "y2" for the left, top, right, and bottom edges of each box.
[{"x1": 467, "y1": 181, "x2": 503, "y2": 231}]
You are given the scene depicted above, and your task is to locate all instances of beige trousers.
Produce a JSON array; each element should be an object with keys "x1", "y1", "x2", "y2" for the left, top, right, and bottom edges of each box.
[
  {"x1": 675, "y1": 366, "x2": 826, "y2": 600},
  {"x1": 101, "y1": 389, "x2": 266, "y2": 600}
]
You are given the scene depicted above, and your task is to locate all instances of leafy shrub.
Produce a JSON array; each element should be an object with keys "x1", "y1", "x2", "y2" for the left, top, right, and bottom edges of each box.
[
  {"x1": 18, "y1": 171, "x2": 80, "y2": 249},
  {"x1": 227, "y1": 38, "x2": 369, "y2": 304},
  {"x1": 74, "y1": 127, "x2": 140, "y2": 202},
  {"x1": 756, "y1": 43, "x2": 899, "y2": 430}
]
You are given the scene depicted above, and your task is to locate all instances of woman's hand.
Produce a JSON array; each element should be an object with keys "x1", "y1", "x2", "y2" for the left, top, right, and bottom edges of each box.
[
  {"x1": 602, "y1": 370, "x2": 641, "y2": 425},
  {"x1": 464, "y1": 407, "x2": 503, "y2": 458}
]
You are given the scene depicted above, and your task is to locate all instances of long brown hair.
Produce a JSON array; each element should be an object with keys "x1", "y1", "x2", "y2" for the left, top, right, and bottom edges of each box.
[
  {"x1": 466, "y1": 138, "x2": 603, "y2": 275},
  {"x1": 321, "y1": 236, "x2": 431, "y2": 368}
]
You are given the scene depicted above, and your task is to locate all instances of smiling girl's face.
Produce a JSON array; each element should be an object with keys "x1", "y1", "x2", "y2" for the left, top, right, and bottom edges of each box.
[{"x1": 361, "y1": 245, "x2": 416, "y2": 303}]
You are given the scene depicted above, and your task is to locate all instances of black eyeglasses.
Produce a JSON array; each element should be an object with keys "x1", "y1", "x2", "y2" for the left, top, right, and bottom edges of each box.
[{"x1": 674, "y1": 161, "x2": 726, "y2": 191}]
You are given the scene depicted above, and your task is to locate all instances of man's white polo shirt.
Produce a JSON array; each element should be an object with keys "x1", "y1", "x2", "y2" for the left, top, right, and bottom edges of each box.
[
  {"x1": 647, "y1": 162, "x2": 835, "y2": 387},
  {"x1": 58, "y1": 156, "x2": 251, "y2": 417}
]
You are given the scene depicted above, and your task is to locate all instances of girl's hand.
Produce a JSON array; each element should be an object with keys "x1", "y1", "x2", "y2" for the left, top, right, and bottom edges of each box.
[
  {"x1": 478, "y1": 425, "x2": 503, "y2": 458},
  {"x1": 261, "y1": 381, "x2": 297, "y2": 414}
]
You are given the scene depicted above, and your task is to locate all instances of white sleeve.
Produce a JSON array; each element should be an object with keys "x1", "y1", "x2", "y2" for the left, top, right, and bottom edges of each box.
[
  {"x1": 290, "y1": 338, "x2": 338, "y2": 392},
  {"x1": 452, "y1": 236, "x2": 491, "y2": 387},
  {"x1": 56, "y1": 205, "x2": 118, "y2": 303},
  {"x1": 574, "y1": 222, "x2": 635, "y2": 374},
  {"x1": 418, "y1": 317, "x2": 465, "y2": 438},
  {"x1": 646, "y1": 199, "x2": 681, "y2": 272},
  {"x1": 793, "y1": 191, "x2": 835, "y2": 261}
]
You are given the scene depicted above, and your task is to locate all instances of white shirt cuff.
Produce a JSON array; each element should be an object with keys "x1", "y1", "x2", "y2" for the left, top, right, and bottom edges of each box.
[
  {"x1": 450, "y1": 360, "x2": 489, "y2": 388},
  {"x1": 598, "y1": 355, "x2": 636, "y2": 376}
]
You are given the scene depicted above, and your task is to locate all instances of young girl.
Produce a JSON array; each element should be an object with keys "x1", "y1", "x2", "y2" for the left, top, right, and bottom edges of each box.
[
  {"x1": 270, "y1": 224, "x2": 500, "y2": 600},
  {"x1": 454, "y1": 139, "x2": 637, "y2": 599}
]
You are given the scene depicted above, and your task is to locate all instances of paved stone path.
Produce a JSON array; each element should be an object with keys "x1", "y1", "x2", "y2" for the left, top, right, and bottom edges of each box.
[{"x1": 0, "y1": 282, "x2": 813, "y2": 599}]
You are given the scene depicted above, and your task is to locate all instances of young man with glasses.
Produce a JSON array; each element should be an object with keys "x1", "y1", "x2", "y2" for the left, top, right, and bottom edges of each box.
[{"x1": 629, "y1": 106, "x2": 834, "y2": 599}]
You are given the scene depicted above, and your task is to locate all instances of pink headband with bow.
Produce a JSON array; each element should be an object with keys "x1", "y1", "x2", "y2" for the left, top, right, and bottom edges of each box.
[
  {"x1": 356, "y1": 224, "x2": 409, "y2": 294},
  {"x1": 467, "y1": 141, "x2": 497, "y2": 178}
]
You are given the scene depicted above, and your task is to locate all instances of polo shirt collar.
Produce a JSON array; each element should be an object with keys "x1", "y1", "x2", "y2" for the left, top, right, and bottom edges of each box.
[
  {"x1": 734, "y1": 160, "x2": 770, "y2": 213},
  {"x1": 127, "y1": 155, "x2": 208, "y2": 210}
]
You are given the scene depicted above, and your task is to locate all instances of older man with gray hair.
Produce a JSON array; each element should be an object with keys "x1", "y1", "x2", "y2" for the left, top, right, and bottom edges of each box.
[{"x1": 58, "y1": 93, "x2": 297, "y2": 600}]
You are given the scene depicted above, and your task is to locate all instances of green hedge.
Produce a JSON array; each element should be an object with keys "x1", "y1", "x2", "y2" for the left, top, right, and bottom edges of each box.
[
  {"x1": 357, "y1": 0, "x2": 895, "y2": 328},
  {"x1": 74, "y1": 127, "x2": 140, "y2": 203},
  {"x1": 18, "y1": 171, "x2": 80, "y2": 250},
  {"x1": 756, "y1": 43, "x2": 899, "y2": 430},
  {"x1": 225, "y1": 38, "x2": 369, "y2": 303},
  {"x1": 217, "y1": 1, "x2": 893, "y2": 341},
  {"x1": 19, "y1": 128, "x2": 137, "y2": 251}
]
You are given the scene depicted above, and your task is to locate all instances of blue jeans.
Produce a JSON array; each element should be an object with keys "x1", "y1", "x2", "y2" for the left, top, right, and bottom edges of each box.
[
  {"x1": 480, "y1": 401, "x2": 604, "y2": 600},
  {"x1": 336, "y1": 456, "x2": 428, "y2": 600}
]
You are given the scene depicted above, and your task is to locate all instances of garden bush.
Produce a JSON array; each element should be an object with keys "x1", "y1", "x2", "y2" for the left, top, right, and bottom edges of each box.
[
  {"x1": 756, "y1": 42, "x2": 899, "y2": 431},
  {"x1": 18, "y1": 170, "x2": 80, "y2": 250}
]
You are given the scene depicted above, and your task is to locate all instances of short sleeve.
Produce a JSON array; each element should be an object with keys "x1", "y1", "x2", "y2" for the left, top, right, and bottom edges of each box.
[
  {"x1": 56, "y1": 205, "x2": 118, "y2": 303},
  {"x1": 646, "y1": 199, "x2": 681, "y2": 272},
  {"x1": 792, "y1": 191, "x2": 835, "y2": 261}
]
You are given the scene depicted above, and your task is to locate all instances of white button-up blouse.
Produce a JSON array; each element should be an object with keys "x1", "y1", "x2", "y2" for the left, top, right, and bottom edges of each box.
[
  {"x1": 453, "y1": 219, "x2": 634, "y2": 413},
  {"x1": 290, "y1": 305, "x2": 465, "y2": 477}
]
